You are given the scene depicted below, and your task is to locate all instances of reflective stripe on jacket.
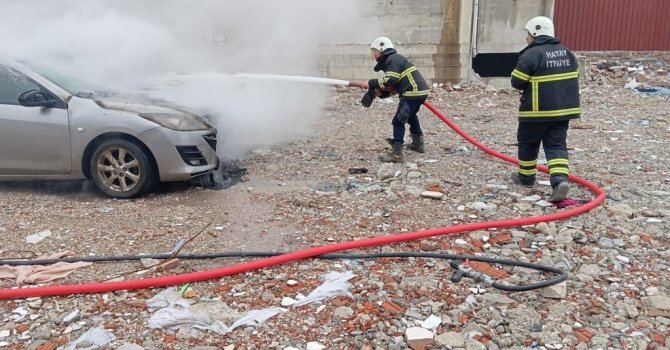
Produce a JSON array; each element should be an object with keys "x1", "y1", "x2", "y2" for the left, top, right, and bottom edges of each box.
[
  {"x1": 372, "y1": 49, "x2": 429, "y2": 100},
  {"x1": 511, "y1": 36, "x2": 581, "y2": 122}
]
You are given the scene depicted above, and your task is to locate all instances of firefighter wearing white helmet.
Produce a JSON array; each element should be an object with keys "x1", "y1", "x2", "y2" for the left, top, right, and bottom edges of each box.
[
  {"x1": 361, "y1": 37, "x2": 430, "y2": 163},
  {"x1": 370, "y1": 36, "x2": 394, "y2": 51},
  {"x1": 510, "y1": 16, "x2": 581, "y2": 203},
  {"x1": 524, "y1": 16, "x2": 555, "y2": 38}
]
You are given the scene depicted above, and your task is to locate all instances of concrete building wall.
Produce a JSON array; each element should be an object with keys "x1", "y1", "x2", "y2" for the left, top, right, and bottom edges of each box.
[
  {"x1": 316, "y1": 0, "x2": 555, "y2": 84},
  {"x1": 476, "y1": 0, "x2": 553, "y2": 53},
  {"x1": 318, "y1": 0, "x2": 469, "y2": 84}
]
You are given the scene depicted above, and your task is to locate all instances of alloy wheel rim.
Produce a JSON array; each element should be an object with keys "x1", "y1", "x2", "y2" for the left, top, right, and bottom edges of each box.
[{"x1": 96, "y1": 147, "x2": 141, "y2": 193}]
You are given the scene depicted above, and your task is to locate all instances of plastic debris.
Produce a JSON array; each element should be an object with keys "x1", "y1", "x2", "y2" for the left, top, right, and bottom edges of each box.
[
  {"x1": 147, "y1": 271, "x2": 354, "y2": 334},
  {"x1": 148, "y1": 298, "x2": 285, "y2": 334},
  {"x1": 420, "y1": 314, "x2": 443, "y2": 329},
  {"x1": 293, "y1": 271, "x2": 355, "y2": 306},
  {"x1": 25, "y1": 230, "x2": 52, "y2": 244},
  {"x1": 65, "y1": 326, "x2": 116, "y2": 350},
  {"x1": 147, "y1": 287, "x2": 189, "y2": 309}
]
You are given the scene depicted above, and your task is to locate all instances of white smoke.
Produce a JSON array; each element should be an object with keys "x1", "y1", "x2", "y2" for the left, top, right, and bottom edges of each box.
[{"x1": 0, "y1": 0, "x2": 374, "y2": 159}]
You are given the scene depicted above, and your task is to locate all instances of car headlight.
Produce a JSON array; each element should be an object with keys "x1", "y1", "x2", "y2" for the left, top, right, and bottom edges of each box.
[{"x1": 139, "y1": 113, "x2": 212, "y2": 131}]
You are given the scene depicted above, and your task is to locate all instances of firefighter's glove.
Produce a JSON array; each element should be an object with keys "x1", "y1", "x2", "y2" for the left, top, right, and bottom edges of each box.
[
  {"x1": 361, "y1": 89, "x2": 375, "y2": 108},
  {"x1": 378, "y1": 90, "x2": 392, "y2": 99}
]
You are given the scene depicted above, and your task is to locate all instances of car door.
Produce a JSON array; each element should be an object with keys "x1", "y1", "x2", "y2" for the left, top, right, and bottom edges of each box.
[{"x1": 0, "y1": 65, "x2": 71, "y2": 176}]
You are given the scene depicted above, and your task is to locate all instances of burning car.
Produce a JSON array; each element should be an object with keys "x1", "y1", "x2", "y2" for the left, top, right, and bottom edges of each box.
[{"x1": 0, "y1": 59, "x2": 219, "y2": 198}]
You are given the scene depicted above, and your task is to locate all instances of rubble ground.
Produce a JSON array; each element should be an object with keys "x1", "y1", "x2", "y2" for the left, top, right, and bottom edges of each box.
[{"x1": 1, "y1": 52, "x2": 669, "y2": 350}]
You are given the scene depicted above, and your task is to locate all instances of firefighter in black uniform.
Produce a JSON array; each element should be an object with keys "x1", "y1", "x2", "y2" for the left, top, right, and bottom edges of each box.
[
  {"x1": 510, "y1": 16, "x2": 580, "y2": 202},
  {"x1": 361, "y1": 36, "x2": 430, "y2": 163}
]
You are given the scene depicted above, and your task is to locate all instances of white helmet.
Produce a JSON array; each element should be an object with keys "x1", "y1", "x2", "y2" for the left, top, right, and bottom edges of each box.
[
  {"x1": 524, "y1": 16, "x2": 554, "y2": 37},
  {"x1": 371, "y1": 36, "x2": 394, "y2": 52}
]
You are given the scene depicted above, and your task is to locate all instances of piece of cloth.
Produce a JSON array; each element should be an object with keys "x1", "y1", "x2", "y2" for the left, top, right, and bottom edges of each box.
[
  {"x1": 0, "y1": 251, "x2": 92, "y2": 285},
  {"x1": 553, "y1": 198, "x2": 587, "y2": 208},
  {"x1": 516, "y1": 120, "x2": 570, "y2": 181},
  {"x1": 371, "y1": 48, "x2": 430, "y2": 100},
  {"x1": 392, "y1": 97, "x2": 425, "y2": 143},
  {"x1": 511, "y1": 36, "x2": 581, "y2": 122}
]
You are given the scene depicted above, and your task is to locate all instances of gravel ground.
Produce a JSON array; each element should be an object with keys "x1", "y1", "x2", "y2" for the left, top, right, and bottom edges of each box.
[{"x1": 1, "y1": 53, "x2": 670, "y2": 350}]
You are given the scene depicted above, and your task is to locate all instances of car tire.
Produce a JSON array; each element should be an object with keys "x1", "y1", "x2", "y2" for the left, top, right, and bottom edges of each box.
[{"x1": 89, "y1": 139, "x2": 156, "y2": 199}]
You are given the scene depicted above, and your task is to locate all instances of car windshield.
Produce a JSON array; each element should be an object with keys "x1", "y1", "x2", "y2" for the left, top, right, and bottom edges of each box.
[
  {"x1": 17, "y1": 61, "x2": 180, "y2": 107},
  {"x1": 20, "y1": 61, "x2": 98, "y2": 96}
]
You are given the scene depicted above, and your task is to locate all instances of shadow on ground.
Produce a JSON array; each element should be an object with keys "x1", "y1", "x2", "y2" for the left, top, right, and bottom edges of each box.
[{"x1": 0, "y1": 160, "x2": 247, "y2": 199}]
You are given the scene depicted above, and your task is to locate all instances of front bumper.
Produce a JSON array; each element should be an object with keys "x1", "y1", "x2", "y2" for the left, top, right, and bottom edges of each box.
[{"x1": 138, "y1": 127, "x2": 219, "y2": 182}]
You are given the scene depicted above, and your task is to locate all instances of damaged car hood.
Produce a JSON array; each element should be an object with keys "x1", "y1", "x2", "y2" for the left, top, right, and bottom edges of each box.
[{"x1": 95, "y1": 100, "x2": 190, "y2": 115}]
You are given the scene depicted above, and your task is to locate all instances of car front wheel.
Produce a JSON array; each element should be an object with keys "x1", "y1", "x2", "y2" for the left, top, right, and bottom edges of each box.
[{"x1": 89, "y1": 139, "x2": 155, "y2": 198}]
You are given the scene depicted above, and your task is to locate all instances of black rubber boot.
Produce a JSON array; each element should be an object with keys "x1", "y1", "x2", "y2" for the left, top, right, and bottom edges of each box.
[
  {"x1": 407, "y1": 134, "x2": 425, "y2": 153},
  {"x1": 379, "y1": 142, "x2": 404, "y2": 163},
  {"x1": 510, "y1": 172, "x2": 536, "y2": 187},
  {"x1": 548, "y1": 175, "x2": 570, "y2": 202}
]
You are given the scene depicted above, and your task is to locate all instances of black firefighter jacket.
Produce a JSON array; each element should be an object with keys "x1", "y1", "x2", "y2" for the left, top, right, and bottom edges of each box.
[
  {"x1": 511, "y1": 36, "x2": 581, "y2": 122},
  {"x1": 369, "y1": 49, "x2": 430, "y2": 100}
]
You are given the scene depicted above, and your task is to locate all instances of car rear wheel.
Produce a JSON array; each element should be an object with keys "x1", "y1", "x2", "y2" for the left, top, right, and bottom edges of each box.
[{"x1": 89, "y1": 139, "x2": 155, "y2": 198}]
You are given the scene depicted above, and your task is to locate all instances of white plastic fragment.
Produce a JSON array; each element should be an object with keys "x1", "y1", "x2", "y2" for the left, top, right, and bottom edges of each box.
[
  {"x1": 281, "y1": 297, "x2": 297, "y2": 306},
  {"x1": 420, "y1": 314, "x2": 443, "y2": 329},
  {"x1": 25, "y1": 230, "x2": 52, "y2": 244},
  {"x1": 293, "y1": 271, "x2": 355, "y2": 306},
  {"x1": 65, "y1": 327, "x2": 116, "y2": 350},
  {"x1": 306, "y1": 342, "x2": 326, "y2": 350}
]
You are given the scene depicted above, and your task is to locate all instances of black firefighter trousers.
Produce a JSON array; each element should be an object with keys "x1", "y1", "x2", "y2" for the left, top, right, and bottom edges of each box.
[{"x1": 516, "y1": 120, "x2": 570, "y2": 188}]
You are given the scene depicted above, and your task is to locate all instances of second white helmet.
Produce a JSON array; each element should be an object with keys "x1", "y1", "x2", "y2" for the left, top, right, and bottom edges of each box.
[
  {"x1": 371, "y1": 36, "x2": 395, "y2": 52},
  {"x1": 524, "y1": 16, "x2": 554, "y2": 37}
]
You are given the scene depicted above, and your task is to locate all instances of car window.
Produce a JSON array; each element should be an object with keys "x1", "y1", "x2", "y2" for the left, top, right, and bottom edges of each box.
[{"x1": 0, "y1": 65, "x2": 42, "y2": 105}]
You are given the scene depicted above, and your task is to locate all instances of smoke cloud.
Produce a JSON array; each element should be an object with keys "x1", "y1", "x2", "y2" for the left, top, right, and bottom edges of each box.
[{"x1": 0, "y1": 0, "x2": 374, "y2": 159}]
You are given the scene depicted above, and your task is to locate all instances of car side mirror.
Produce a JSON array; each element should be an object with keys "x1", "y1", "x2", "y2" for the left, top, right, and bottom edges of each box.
[{"x1": 18, "y1": 90, "x2": 57, "y2": 108}]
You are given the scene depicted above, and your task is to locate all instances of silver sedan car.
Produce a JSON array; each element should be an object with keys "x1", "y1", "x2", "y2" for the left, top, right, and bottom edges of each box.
[{"x1": 0, "y1": 59, "x2": 219, "y2": 198}]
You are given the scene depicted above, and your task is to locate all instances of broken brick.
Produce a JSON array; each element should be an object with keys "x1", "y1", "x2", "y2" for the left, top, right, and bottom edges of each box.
[
  {"x1": 36, "y1": 342, "x2": 57, "y2": 350},
  {"x1": 651, "y1": 332, "x2": 665, "y2": 344},
  {"x1": 331, "y1": 295, "x2": 353, "y2": 307},
  {"x1": 574, "y1": 328, "x2": 594, "y2": 342},
  {"x1": 157, "y1": 258, "x2": 180, "y2": 272},
  {"x1": 164, "y1": 335, "x2": 176, "y2": 343},
  {"x1": 468, "y1": 261, "x2": 510, "y2": 279},
  {"x1": 381, "y1": 301, "x2": 404, "y2": 314},
  {"x1": 489, "y1": 232, "x2": 512, "y2": 244}
]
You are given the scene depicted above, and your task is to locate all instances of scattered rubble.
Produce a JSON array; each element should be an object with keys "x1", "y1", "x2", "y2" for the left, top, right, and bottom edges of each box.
[{"x1": 1, "y1": 52, "x2": 669, "y2": 349}]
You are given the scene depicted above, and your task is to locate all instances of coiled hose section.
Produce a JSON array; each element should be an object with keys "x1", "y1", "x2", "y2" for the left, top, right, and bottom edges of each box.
[{"x1": 0, "y1": 82, "x2": 606, "y2": 299}]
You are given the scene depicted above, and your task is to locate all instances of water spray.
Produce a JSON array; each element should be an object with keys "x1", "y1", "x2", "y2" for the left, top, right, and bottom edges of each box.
[{"x1": 157, "y1": 72, "x2": 352, "y2": 87}]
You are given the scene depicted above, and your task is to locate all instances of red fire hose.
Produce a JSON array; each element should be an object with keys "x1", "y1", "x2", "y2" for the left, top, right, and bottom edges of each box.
[{"x1": 0, "y1": 83, "x2": 606, "y2": 299}]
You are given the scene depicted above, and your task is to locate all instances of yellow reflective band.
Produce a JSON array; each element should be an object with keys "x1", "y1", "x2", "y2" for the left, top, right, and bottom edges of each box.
[
  {"x1": 547, "y1": 158, "x2": 569, "y2": 166},
  {"x1": 518, "y1": 168, "x2": 537, "y2": 175},
  {"x1": 385, "y1": 72, "x2": 401, "y2": 78},
  {"x1": 518, "y1": 160, "x2": 537, "y2": 166},
  {"x1": 530, "y1": 71, "x2": 579, "y2": 83},
  {"x1": 512, "y1": 69, "x2": 531, "y2": 81},
  {"x1": 519, "y1": 108, "x2": 582, "y2": 117},
  {"x1": 379, "y1": 78, "x2": 386, "y2": 89},
  {"x1": 549, "y1": 168, "x2": 570, "y2": 175},
  {"x1": 532, "y1": 82, "x2": 539, "y2": 112},
  {"x1": 400, "y1": 66, "x2": 417, "y2": 78},
  {"x1": 407, "y1": 74, "x2": 418, "y2": 92},
  {"x1": 404, "y1": 90, "x2": 430, "y2": 97}
]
